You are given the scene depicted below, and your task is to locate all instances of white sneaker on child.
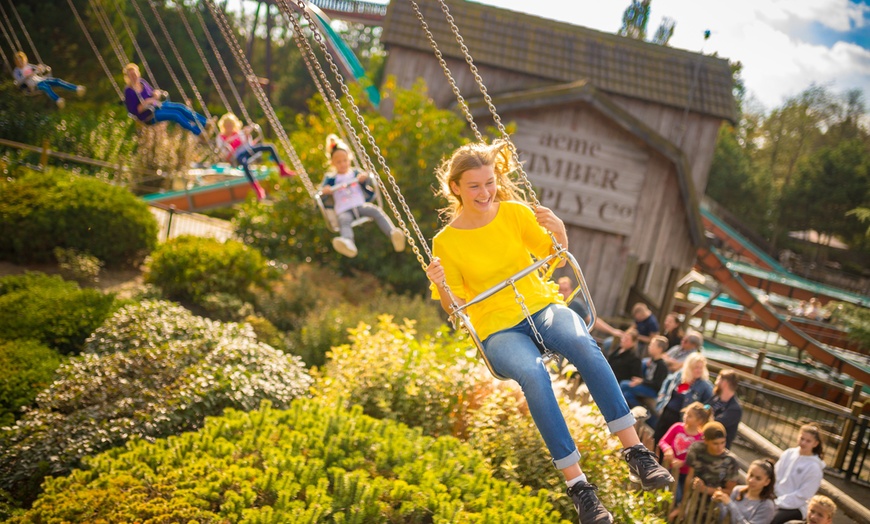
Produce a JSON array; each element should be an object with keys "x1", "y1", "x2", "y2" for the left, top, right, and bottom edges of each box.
[
  {"x1": 390, "y1": 228, "x2": 405, "y2": 252},
  {"x1": 56, "y1": 97, "x2": 65, "y2": 109},
  {"x1": 76, "y1": 85, "x2": 86, "y2": 97},
  {"x1": 332, "y1": 237, "x2": 358, "y2": 258}
]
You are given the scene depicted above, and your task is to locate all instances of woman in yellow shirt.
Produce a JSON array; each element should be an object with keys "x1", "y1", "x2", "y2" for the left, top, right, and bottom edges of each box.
[{"x1": 425, "y1": 141, "x2": 672, "y2": 524}]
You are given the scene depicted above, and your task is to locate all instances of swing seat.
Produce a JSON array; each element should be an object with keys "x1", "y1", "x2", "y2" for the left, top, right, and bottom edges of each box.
[
  {"x1": 451, "y1": 247, "x2": 596, "y2": 381},
  {"x1": 315, "y1": 175, "x2": 384, "y2": 234},
  {"x1": 315, "y1": 190, "x2": 373, "y2": 233}
]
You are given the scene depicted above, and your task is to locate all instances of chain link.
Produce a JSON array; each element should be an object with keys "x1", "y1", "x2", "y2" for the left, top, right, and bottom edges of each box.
[
  {"x1": 192, "y1": 4, "x2": 251, "y2": 125},
  {"x1": 509, "y1": 280, "x2": 556, "y2": 363},
  {"x1": 128, "y1": 0, "x2": 192, "y2": 108},
  {"x1": 175, "y1": 0, "x2": 230, "y2": 115},
  {"x1": 65, "y1": 0, "x2": 124, "y2": 99},
  {"x1": 408, "y1": 0, "x2": 482, "y2": 143},
  {"x1": 0, "y1": 1, "x2": 23, "y2": 57},
  {"x1": 202, "y1": 0, "x2": 317, "y2": 198},
  {"x1": 6, "y1": 0, "x2": 41, "y2": 63},
  {"x1": 278, "y1": 0, "x2": 434, "y2": 269}
]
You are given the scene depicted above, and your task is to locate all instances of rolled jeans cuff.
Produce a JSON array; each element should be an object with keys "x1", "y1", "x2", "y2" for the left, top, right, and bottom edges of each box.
[
  {"x1": 607, "y1": 412, "x2": 636, "y2": 434},
  {"x1": 552, "y1": 448, "x2": 581, "y2": 470}
]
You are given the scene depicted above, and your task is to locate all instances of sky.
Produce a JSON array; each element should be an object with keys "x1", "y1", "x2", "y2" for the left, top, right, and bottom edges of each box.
[{"x1": 460, "y1": 0, "x2": 870, "y2": 112}]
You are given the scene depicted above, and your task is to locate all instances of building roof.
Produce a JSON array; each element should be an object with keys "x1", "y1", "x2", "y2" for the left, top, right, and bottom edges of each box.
[
  {"x1": 464, "y1": 80, "x2": 706, "y2": 246},
  {"x1": 382, "y1": 0, "x2": 737, "y2": 123}
]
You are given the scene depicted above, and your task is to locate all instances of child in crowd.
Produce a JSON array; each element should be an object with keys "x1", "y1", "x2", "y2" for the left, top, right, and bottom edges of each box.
[
  {"x1": 784, "y1": 495, "x2": 836, "y2": 524},
  {"x1": 713, "y1": 458, "x2": 777, "y2": 524},
  {"x1": 620, "y1": 335, "x2": 670, "y2": 413},
  {"x1": 216, "y1": 113, "x2": 293, "y2": 201},
  {"x1": 659, "y1": 402, "x2": 711, "y2": 504},
  {"x1": 607, "y1": 327, "x2": 642, "y2": 383},
  {"x1": 13, "y1": 51, "x2": 84, "y2": 108},
  {"x1": 771, "y1": 425, "x2": 826, "y2": 524},
  {"x1": 671, "y1": 421, "x2": 740, "y2": 521},
  {"x1": 320, "y1": 134, "x2": 405, "y2": 258}
]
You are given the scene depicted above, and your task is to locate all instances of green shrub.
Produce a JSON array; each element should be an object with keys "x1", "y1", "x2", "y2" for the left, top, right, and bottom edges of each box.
[
  {"x1": 317, "y1": 318, "x2": 669, "y2": 522},
  {"x1": 0, "y1": 339, "x2": 63, "y2": 427},
  {"x1": 0, "y1": 169, "x2": 158, "y2": 268},
  {"x1": 0, "y1": 272, "x2": 115, "y2": 354},
  {"x1": 198, "y1": 292, "x2": 255, "y2": 321},
  {"x1": 145, "y1": 235, "x2": 270, "y2": 305},
  {"x1": 0, "y1": 302, "x2": 312, "y2": 505},
  {"x1": 54, "y1": 247, "x2": 103, "y2": 284},
  {"x1": 12, "y1": 399, "x2": 568, "y2": 523}
]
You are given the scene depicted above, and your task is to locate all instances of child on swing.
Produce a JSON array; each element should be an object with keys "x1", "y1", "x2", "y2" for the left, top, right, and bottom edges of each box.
[
  {"x1": 320, "y1": 134, "x2": 405, "y2": 258},
  {"x1": 12, "y1": 51, "x2": 85, "y2": 108},
  {"x1": 216, "y1": 113, "x2": 294, "y2": 201},
  {"x1": 123, "y1": 63, "x2": 209, "y2": 137},
  {"x1": 425, "y1": 140, "x2": 672, "y2": 524}
]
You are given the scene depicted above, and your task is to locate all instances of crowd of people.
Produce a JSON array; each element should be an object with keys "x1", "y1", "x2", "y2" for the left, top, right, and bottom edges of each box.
[{"x1": 560, "y1": 290, "x2": 836, "y2": 524}]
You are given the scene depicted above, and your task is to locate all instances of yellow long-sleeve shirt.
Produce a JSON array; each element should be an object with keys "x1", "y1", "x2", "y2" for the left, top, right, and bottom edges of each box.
[{"x1": 431, "y1": 201, "x2": 562, "y2": 341}]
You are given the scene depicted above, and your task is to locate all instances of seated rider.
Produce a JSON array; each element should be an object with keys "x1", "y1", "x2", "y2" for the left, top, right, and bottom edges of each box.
[
  {"x1": 320, "y1": 134, "x2": 405, "y2": 258},
  {"x1": 123, "y1": 63, "x2": 209, "y2": 137},
  {"x1": 216, "y1": 113, "x2": 294, "y2": 201},
  {"x1": 12, "y1": 51, "x2": 85, "y2": 108}
]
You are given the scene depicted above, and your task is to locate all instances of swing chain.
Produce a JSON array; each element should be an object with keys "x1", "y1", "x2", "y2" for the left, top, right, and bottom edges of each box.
[
  {"x1": 203, "y1": 0, "x2": 317, "y2": 197},
  {"x1": 509, "y1": 280, "x2": 556, "y2": 364},
  {"x1": 192, "y1": 3, "x2": 252, "y2": 125},
  {"x1": 434, "y1": 0, "x2": 539, "y2": 207},
  {"x1": 281, "y1": 0, "x2": 434, "y2": 272},
  {"x1": 409, "y1": 0, "x2": 482, "y2": 143},
  {"x1": 65, "y1": 0, "x2": 123, "y2": 99},
  {"x1": 175, "y1": 0, "x2": 231, "y2": 116}
]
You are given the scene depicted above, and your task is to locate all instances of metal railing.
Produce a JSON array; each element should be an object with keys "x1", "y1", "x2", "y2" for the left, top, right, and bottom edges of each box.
[{"x1": 148, "y1": 203, "x2": 235, "y2": 243}]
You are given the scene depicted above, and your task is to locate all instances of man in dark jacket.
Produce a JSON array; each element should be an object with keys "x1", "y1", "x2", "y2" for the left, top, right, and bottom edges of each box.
[{"x1": 710, "y1": 369, "x2": 743, "y2": 448}]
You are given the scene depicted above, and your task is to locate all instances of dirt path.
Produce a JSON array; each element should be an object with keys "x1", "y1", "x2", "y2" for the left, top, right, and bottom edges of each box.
[{"x1": 0, "y1": 261, "x2": 145, "y2": 298}]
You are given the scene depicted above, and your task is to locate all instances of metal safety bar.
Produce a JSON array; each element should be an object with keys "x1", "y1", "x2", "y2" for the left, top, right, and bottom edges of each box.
[{"x1": 450, "y1": 248, "x2": 596, "y2": 381}]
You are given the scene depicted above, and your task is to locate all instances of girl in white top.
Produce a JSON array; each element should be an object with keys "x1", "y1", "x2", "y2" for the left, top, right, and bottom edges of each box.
[
  {"x1": 770, "y1": 424, "x2": 826, "y2": 524},
  {"x1": 320, "y1": 135, "x2": 404, "y2": 258}
]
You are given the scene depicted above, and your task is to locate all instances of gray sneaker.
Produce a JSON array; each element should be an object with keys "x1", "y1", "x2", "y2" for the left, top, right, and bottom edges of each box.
[
  {"x1": 623, "y1": 444, "x2": 674, "y2": 491},
  {"x1": 567, "y1": 481, "x2": 613, "y2": 524}
]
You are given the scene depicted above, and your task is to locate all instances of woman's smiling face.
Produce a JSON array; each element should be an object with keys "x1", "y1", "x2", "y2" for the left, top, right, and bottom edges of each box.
[{"x1": 451, "y1": 164, "x2": 497, "y2": 215}]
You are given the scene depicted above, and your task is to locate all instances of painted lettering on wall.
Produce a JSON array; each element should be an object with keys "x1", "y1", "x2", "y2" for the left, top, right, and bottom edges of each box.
[{"x1": 512, "y1": 118, "x2": 648, "y2": 236}]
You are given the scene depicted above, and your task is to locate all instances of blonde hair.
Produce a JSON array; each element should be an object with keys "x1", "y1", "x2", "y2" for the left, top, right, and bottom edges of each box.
[
  {"x1": 123, "y1": 63, "x2": 141, "y2": 87},
  {"x1": 650, "y1": 335, "x2": 669, "y2": 353},
  {"x1": 681, "y1": 352, "x2": 709, "y2": 383},
  {"x1": 681, "y1": 401, "x2": 711, "y2": 425},
  {"x1": 218, "y1": 113, "x2": 242, "y2": 134},
  {"x1": 15, "y1": 51, "x2": 27, "y2": 66},
  {"x1": 434, "y1": 140, "x2": 525, "y2": 222},
  {"x1": 808, "y1": 495, "x2": 836, "y2": 517}
]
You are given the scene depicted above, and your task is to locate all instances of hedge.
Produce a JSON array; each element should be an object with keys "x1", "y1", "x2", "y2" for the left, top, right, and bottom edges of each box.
[
  {"x1": 13, "y1": 399, "x2": 569, "y2": 523},
  {"x1": 0, "y1": 301, "x2": 312, "y2": 505},
  {"x1": 0, "y1": 273, "x2": 115, "y2": 355},
  {"x1": 0, "y1": 339, "x2": 62, "y2": 427},
  {"x1": 0, "y1": 169, "x2": 158, "y2": 268}
]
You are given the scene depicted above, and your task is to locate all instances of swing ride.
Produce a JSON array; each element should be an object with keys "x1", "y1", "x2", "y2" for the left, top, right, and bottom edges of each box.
[{"x1": 0, "y1": 0, "x2": 598, "y2": 381}]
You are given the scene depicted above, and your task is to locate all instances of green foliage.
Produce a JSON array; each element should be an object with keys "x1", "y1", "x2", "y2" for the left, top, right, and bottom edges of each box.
[
  {"x1": 317, "y1": 318, "x2": 669, "y2": 522},
  {"x1": 145, "y1": 235, "x2": 271, "y2": 305},
  {"x1": 0, "y1": 169, "x2": 158, "y2": 268},
  {"x1": 828, "y1": 302, "x2": 870, "y2": 351},
  {"x1": 0, "y1": 272, "x2": 115, "y2": 355},
  {"x1": 235, "y1": 79, "x2": 468, "y2": 294},
  {"x1": 0, "y1": 339, "x2": 63, "y2": 428},
  {"x1": 54, "y1": 247, "x2": 104, "y2": 284},
  {"x1": 0, "y1": 300, "x2": 312, "y2": 505},
  {"x1": 13, "y1": 399, "x2": 568, "y2": 523},
  {"x1": 706, "y1": 124, "x2": 770, "y2": 232}
]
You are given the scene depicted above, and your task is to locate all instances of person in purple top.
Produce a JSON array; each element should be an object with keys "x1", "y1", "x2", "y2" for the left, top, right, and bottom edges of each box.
[{"x1": 123, "y1": 63, "x2": 208, "y2": 136}]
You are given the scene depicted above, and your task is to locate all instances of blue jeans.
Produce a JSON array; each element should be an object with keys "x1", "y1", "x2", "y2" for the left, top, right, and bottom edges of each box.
[
  {"x1": 37, "y1": 78, "x2": 78, "y2": 102},
  {"x1": 337, "y1": 203, "x2": 395, "y2": 241},
  {"x1": 152, "y1": 101, "x2": 207, "y2": 135},
  {"x1": 482, "y1": 304, "x2": 635, "y2": 469},
  {"x1": 236, "y1": 144, "x2": 281, "y2": 188},
  {"x1": 619, "y1": 380, "x2": 659, "y2": 408}
]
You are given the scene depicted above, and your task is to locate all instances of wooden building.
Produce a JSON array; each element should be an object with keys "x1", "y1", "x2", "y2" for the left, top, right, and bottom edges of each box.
[{"x1": 380, "y1": 0, "x2": 737, "y2": 318}]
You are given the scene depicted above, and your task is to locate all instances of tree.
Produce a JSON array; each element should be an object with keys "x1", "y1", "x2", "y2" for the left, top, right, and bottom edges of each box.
[
  {"x1": 650, "y1": 17, "x2": 675, "y2": 46},
  {"x1": 618, "y1": 0, "x2": 651, "y2": 40},
  {"x1": 781, "y1": 140, "x2": 870, "y2": 248}
]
